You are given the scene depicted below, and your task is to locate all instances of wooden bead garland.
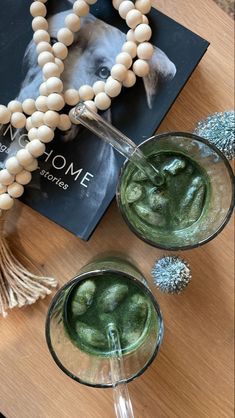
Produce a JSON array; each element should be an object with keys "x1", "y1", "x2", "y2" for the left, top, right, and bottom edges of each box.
[{"x1": 0, "y1": 0, "x2": 155, "y2": 214}]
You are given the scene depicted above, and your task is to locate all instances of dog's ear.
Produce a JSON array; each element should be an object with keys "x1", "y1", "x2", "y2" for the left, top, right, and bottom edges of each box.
[
  {"x1": 143, "y1": 46, "x2": 176, "y2": 109},
  {"x1": 18, "y1": 41, "x2": 43, "y2": 101}
]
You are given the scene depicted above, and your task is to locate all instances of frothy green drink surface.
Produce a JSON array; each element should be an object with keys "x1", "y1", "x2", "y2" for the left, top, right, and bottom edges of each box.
[
  {"x1": 120, "y1": 152, "x2": 210, "y2": 244},
  {"x1": 63, "y1": 275, "x2": 156, "y2": 357}
]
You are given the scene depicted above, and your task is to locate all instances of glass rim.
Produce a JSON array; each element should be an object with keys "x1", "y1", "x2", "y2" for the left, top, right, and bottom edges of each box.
[
  {"x1": 116, "y1": 131, "x2": 234, "y2": 251},
  {"x1": 45, "y1": 268, "x2": 164, "y2": 389}
]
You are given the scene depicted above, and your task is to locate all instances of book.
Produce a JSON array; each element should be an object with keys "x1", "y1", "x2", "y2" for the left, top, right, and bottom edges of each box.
[{"x1": 0, "y1": 0, "x2": 209, "y2": 240}]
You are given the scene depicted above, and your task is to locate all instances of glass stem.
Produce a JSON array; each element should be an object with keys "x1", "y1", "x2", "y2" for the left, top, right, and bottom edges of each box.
[
  {"x1": 106, "y1": 323, "x2": 134, "y2": 418},
  {"x1": 71, "y1": 102, "x2": 165, "y2": 186}
]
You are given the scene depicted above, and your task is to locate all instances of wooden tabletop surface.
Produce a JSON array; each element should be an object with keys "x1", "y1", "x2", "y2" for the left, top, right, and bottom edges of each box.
[{"x1": 0, "y1": 1, "x2": 234, "y2": 417}]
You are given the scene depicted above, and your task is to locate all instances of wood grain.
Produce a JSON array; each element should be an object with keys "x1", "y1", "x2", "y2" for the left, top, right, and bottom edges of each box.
[{"x1": 0, "y1": 1, "x2": 234, "y2": 417}]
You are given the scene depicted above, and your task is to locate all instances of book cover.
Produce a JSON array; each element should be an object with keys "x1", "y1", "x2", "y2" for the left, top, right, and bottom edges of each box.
[{"x1": 0, "y1": 0, "x2": 209, "y2": 240}]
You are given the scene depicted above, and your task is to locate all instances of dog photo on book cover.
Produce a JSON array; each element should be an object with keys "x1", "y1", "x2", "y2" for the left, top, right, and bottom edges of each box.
[{"x1": 0, "y1": 0, "x2": 208, "y2": 239}]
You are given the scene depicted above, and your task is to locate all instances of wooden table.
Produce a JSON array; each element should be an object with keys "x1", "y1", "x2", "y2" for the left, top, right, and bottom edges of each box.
[{"x1": 0, "y1": 1, "x2": 234, "y2": 417}]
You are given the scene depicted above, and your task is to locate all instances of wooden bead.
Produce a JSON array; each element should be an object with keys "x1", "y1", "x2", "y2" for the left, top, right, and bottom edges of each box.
[
  {"x1": 86, "y1": 0, "x2": 96, "y2": 4},
  {"x1": 65, "y1": 13, "x2": 81, "y2": 32},
  {"x1": 126, "y1": 10, "x2": 143, "y2": 29},
  {"x1": 15, "y1": 170, "x2": 32, "y2": 185},
  {"x1": 8, "y1": 100, "x2": 22, "y2": 113},
  {"x1": 123, "y1": 70, "x2": 136, "y2": 87},
  {"x1": 52, "y1": 42, "x2": 68, "y2": 60},
  {"x1": 111, "y1": 64, "x2": 128, "y2": 82},
  {"x1": 10, "y1": 113, "x2": 26, "y2": 129},
  {"x1": 39, "y1": 82, "x2": 48, "y2": 96},
  {"x1": 36, "y1": 41, "x2": 52, "y2": 54},
  {"x1": 0, "y1": 105, "x2": 11, "y2": 124},
  {"x1": 134, "y1": 23, "x2": 152, "y2": 42},
  {"x1": 25, "y1": 159, "x2": 38, "y2": 172},
  {"x1": 38, "y1": 51, "x2": 54, "y2": 67},
  {"x1": 43, "y1": 62, "x2": 60, "y2": 79},
  {"x1": 0, "y1": 169, "x2": 15, "y2": 186},
  {"x1": 35, "y1": 95, "x2": 48, "y2": 112},
  {"x1": 0, "y1": 193, "x2": 14, "y2": 210},
  {"x1": 142, "y1": 15, "x2": 149, "y2": 24},
  {"x1": 5, "y1": 157, "x2": 22, "y2": 175},
  {"x1": 119, "y1": 1, "x2": 134, "y2": 19},
  {"x1": 32, "y1": 16, "x2": 48, "y2": 31},
  {"x1": 135, "y1": 0, "x2": 151, "y2": 14},
  {"x1": 46, "y1": 77, "x2": 63, "y2": 94},
  {"x1": 0, "y1": 184, "x2": 7, "y2": 194},
  {"x1": 47, "y1": 94, "x2": 65, "y2": 111},
  {"x1": 116, "y1": 52, "x2": 132, "y2": 69},
  {"x1": 122, "y1": 41, "x2": 137, "y2": 58},
  {"x1": 26, "y1": 139, "x2": 46, "y2": 157},
  {"x1": 73, "y1": 1, "x2": 90, "y2": 17},
  {"x1": 33, "y1": 29, "x2": 50, "y2": 44},
  {"x1": 93, "y1": 81, "x2": 105, "y2": 95},
  {"x1": 78, "y1": 85, "x2": 94, "y2": 101},
  {"x1": 105, "y1": 77, "x2": 122, "y2": 97},
  {"x1": 31, "y1": 111, "x2": 44, "y2": 127},
  {"x1": 37, "y1": 125, "x2": 55, "y2": 143},
  {"x1": 94, "y1": 92, "x2": 111, "y2": 111},
  {"x1": 22, "y1": 99, "x2": 36, "y2": 115},
  {"x1": 43, "y1": 110, "x2": 60, "y2": 128},
  {"x1": 7, "y1": 183, "x2": 24, "y2": 198},
  {"x1": 137, "y1": 42, "x2": 154, "y2": 60},
  {"x1": 28, "y1": 128, "x2": 38, "y2": 141},
  {"x1": 26, "y1": 117, "x2": 34, "y2": 131},
  {"x1": 64, "y1": 89, "x2": 80, "y2": 106},
  {"x1": 17, "y1": 149, "x2": 34, "y2": 167},
  {"x1": 126, "y1": 29, "x2": 136, "y2": 42},
  {"x1": 113, "y1": 0, "x2": 123, "y2": 9},
  {"x1": 30, "y1": 1, "x2": 47, "y2": 18},
  {"x1": 57, "y1": 28, "x2": 74, "y2": 46},
  {"x1": 133, "y1": 59, "x2": 150, "y2": 77},
  {"x1": 58, "y1": 114, "x2": 72, "y2": 131},
  {"x1": 54, "y1": 58, "x2": 64, "y2": 75},
  {"x1": 84, "y1": 100, "x2": 97, "y2": 113}
]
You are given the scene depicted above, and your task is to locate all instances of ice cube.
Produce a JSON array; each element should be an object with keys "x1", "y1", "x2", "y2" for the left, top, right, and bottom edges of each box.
[
  {"x1": 162, "y1": 157, "x2": 186, "y2": 175},
  {"x1": 121, "y1": 294, "x2": 148, "y2": 346},
  {"x1": 71, "y1": 280, "x2": 96, "y2": 317},
  {"x1": 98, "y1": 284, "x2": 128, "y2": 313},
  {"x1": 76, "y1": 321, "x2": 107, "y2": 348}
]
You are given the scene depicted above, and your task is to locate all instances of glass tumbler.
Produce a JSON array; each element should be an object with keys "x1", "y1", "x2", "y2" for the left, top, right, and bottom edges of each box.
[
  {"x1": 46, "y1": 257, "x2": 163, "y2": 417},
  {"x1": 117, "y1": 132, "x2": 234, "y2": 250},
  {"x1": 71, "y1": 104, "x2": 234, "y2": 251}
]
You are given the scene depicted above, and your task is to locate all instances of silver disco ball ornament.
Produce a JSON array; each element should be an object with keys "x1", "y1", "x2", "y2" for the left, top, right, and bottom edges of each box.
[{"x1": 151, "y1": 256, "x2": 192, "y2": 294}]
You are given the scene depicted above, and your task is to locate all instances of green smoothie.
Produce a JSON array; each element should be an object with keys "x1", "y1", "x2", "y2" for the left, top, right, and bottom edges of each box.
[
  {"x1": 119, "y1": 151, "x2": 211, "y2": 248},
  {"x1": 63, "y1": 274, "x2": 156, "y2": 357}
]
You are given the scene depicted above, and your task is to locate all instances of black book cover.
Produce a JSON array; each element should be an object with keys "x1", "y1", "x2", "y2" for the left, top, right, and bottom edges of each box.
[{"x1": 0, "y1": 0, "x2": 209, "y2": 240}]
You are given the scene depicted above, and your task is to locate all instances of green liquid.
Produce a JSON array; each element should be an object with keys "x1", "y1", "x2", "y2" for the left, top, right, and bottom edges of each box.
[
  {"x1": 63, "y1": 274, "x2": 156, "y2": 357},
  {"x1": 120, "y1": 152, "x2": 210, "y2": 246}
]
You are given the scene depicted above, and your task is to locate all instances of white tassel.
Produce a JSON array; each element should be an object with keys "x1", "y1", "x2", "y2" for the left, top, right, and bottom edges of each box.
[{"x1": 0, "y1": 218, "x2": 58, "y2": 317}]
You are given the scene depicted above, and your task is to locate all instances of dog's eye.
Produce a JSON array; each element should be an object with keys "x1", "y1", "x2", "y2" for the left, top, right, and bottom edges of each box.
[
  {"x1": 96, "y1": 66, "x2": 110, "y2": 80},
  {"x1": 50, "y1": 37, "x2": 58, "y2": 45}
]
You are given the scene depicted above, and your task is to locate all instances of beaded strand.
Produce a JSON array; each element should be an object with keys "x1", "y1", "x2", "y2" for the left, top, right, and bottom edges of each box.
[{"x1": 0, "y1": 0, "x2": 154, "y2": 212}]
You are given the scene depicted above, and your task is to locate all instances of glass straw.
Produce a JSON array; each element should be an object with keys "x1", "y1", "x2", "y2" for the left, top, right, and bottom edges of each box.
[
  {"x1": 106, "y1": 323, "x2": 134, "y2": 418},
  {"x1": 71, "y1": 103, "x2": 165, "y2": 186}
]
